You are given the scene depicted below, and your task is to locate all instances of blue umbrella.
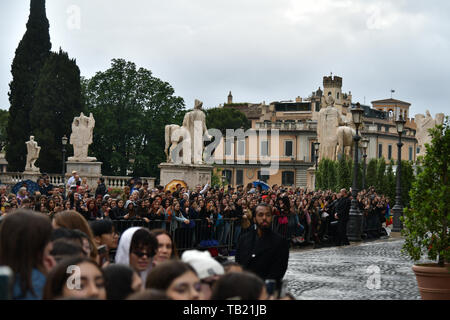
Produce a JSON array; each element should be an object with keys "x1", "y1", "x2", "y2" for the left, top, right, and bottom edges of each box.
[
  {"x1": 252, "y1": 180, "x2": 270, "y2": 191},
  {"x1": 12, "y1": 180, "x2": 40, "y2": 195}
]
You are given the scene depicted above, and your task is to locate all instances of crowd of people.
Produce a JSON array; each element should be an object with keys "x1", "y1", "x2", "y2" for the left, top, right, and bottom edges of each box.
[
  {"x1": 0, "y1": 171, "x2": 392, "y2": 300},
  {"x1": 1, "y1": 171, "x2": 392, "y2": 251}
]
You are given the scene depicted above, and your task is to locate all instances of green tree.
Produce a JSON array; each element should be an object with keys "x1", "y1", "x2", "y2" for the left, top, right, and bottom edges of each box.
[
  {"x1": 328, "y1": 160, "x2": 337, "y2": 191},
  {"x1": 400, "y1": 160, "x2": 415, "y2": 207},
  {"x1": 30, "y1": 49, "x2": 83, "y2": 173},
  {"x1": 0, "y1": 110, "x2": 9, "y2": 150},
  {"x1": 366, "y1": 158, "x2": 378, "y2": 189},
  {"x1": 6, "y1": 0, "x2": 51, "y2": 171},
  {"x1": 402, "y1": 117, "x2": 450, "y2": 266},
  {"x1": 205, "y1": 107, "x2": 251, "y2": 135},
  {"x1": 385, "y1": 159, "x2": 396, "y2": 200},
  {"x1": 337, "y1": 157, "x2": 351, "y2": 190},
  {"x1": 376, "y1": 158, "x2": 387, "y2": 192},
  {"x1": 82, "y1": 59, "x2": 185, "y2": 177}
]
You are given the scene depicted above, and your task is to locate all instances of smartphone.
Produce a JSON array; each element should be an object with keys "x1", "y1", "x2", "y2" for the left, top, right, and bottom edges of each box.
[
  {"x1": 97, "y1": 245, "x2": 107, "y2": 255},
  {"x1": 0, "y1": 266, "x2": 13, "y2": 300}
]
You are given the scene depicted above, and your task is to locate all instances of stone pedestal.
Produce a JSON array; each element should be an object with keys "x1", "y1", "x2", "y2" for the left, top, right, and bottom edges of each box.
[
  {"x1": 159, "y1": 163, "x2": 213, "y2": 189},
  {"x1": 306, "y1": 167, "x2": 316, "y2": 191},
  {"x1": 66, "y1": 161, "x2": 102, "y2": 188},
  {"x1": 22, "y1": 171, "x2": 42, "y2": 182}
]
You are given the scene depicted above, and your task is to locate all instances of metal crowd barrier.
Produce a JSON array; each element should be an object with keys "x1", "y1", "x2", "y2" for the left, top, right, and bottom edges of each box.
[
  {"x1": 112, "y1": 218, "x2": 238, "y2": 255},
  {"x1": 111, "y1": 214, "x2": 302, "y2": 256}
]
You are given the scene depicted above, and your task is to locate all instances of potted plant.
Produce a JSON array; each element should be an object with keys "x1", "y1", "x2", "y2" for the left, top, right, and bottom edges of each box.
[{"x1": 401, "y1": 117, "x2": 450, "y2": 300}]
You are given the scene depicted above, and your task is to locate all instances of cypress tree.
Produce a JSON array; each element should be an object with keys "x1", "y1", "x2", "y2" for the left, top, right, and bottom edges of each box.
[
  {"x1": 366, "y1": 158, "x2": 378, "y2": 189},
  {"x1": 386, "y1": 159, "x2": 396, "y2": 200},
  {"x1": 328, "y1": 160, "x2": 337, "y2": 191},
  {"x1": 6, "y1": 0, "x2": 51, "y2": 171},
  {"x1": 316, "y1": 160, "x2": 324, "y2": 190},
  {"x1": 376, "y1": 158, "x2": 387, "y2": 192},
  {"x1": 337, "y1": 157, "x2": 351, "y2": 190},
  {"x1": 30, "y1": 49, "x2": 83, "y2": 173}
]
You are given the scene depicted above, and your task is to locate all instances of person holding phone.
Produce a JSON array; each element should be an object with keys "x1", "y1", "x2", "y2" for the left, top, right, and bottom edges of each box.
[{"x1": 90, "y1": 220, "x2": 115, "y2": 267}]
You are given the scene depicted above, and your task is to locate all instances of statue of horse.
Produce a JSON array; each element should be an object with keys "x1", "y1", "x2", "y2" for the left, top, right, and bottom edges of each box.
[
  {"x1": 336, "y1": 126, "x2": 356, "y2": 160},
  {"x1": 164, "y1": 124, "x2": 182, "y2": 162}
]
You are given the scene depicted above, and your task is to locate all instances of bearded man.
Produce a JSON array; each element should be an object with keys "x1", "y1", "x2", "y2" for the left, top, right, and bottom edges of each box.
[{"x1": 235, "y1": 202, "x2": 289, "y2": 291}]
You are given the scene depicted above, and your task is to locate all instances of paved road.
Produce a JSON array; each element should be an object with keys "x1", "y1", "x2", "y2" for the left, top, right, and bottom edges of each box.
[{"x1": 285, "y1": 238, "x2": 424, "y2": 300}]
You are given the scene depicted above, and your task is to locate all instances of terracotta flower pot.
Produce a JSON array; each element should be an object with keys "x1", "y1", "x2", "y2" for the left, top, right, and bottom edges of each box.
[{"x1": 412, "y1": 263, "x2": 450, "y2": 300}]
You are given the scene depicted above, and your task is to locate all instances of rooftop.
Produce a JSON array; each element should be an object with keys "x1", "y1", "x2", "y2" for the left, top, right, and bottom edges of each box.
[{"x1": 371, "y1": 98, "x2": 411, "y2": 106}]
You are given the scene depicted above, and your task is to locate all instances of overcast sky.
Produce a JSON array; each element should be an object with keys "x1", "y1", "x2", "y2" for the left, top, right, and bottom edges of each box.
[{"x1": 1, "y1": 0, "x2": 449, "y2": 117}]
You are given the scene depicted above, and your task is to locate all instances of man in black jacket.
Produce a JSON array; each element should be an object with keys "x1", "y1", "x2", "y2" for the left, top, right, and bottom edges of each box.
[
  {"x1": 95, "y1": 177, "x2": 107, "y2": 199},
  {"x1": 235, "y1": 203, "x2": 289, "y2": 290},
  {"x1": 334, "y1": 188, "x2": 351, "y2": 246}
]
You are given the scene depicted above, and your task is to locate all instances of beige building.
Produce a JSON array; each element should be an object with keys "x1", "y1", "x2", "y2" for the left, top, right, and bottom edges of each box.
[{"x1": 212, "y1": 76, "x2": 419, "y2": 188}]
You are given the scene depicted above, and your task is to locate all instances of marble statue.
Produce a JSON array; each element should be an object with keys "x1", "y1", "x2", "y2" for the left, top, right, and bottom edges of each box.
[
  {"x1": 68, "y1": 112, "x2": 97, "y2": 162},
  {"x1": 336, "y1": 126, "x2": 356, "y2": 160},
  {"x1": 182, "y1": 99, "x2": 210, "y2": 164},
  {"x1": 415, "y1": 110, "x2": 445, "y2": 157},
  {"x1": 317, "y1": 95, "x2": 346, "y2": 161},
  {"x1": 164, "y1": 99, "x2": 210, "y2": 165},
  {"x1": 164, "y1": 124, "x2": 191, "y2": 164},
  {"x1": 25, "y1": 136, "x2": 41, "y2": 172}
]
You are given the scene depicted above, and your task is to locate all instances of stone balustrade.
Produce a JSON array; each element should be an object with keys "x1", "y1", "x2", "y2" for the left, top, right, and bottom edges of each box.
[{"x1": 0, "y1": 172, "x2": 155, "y2": 190}]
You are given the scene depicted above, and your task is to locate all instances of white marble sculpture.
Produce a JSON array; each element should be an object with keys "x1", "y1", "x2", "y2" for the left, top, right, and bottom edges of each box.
[
  {"x1": 164, "y1": 99, "x2": 210, "y2": 165},
  {"x1": 317, "y1": 95, "x2": 346, "y2": 161},
  {"x1": 336, "y1": 126, "x2": 356, "y2": 160},
  {"x1": 25, "y1": 136, "x2": 41, "y2": 172},
  {"x1": 68, "y1": 112, "x2": 97, "y2": 162},
  {"x1": 182, "y1": 99, "x2": 210, "y2": 164},
  {"x1": 415, "y1": 110, "x2": 445, "y2": 157}
]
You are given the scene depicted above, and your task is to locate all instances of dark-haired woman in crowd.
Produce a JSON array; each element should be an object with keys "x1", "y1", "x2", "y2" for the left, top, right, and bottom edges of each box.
[
  {"x1": 43, "y1": 256, "x2": 106, "y2": 300},
  {"x1": 0, "y1": 210, "x2": 55, "y2": 300}
]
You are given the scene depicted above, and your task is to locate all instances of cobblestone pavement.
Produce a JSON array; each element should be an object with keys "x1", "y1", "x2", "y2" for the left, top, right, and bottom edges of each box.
[{"x1": 285, "y1": 238, "x2": 425, "y2": 300}]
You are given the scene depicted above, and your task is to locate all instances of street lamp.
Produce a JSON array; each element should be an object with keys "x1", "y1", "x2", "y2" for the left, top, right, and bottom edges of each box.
[
  {"x1": 361, "y1": 138, "x2": 369, "y2": 190},
  {"x1": 314, "y1": 142, "x2": 320, "y2": 190},
  {"x1": 392, "y1": 115, "x2": 406, "y2": 232},
  {"x1": 347, "y1": 103, "x2": 364, "y2": 242},
  {"x1": 62, "y1": 135, "x2": 68, "y2": 196}
]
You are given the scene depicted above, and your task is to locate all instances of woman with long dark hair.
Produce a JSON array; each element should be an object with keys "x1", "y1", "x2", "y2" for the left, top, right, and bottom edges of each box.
[{"x1": 0, "y1": 210, "x2": 55, "y2": 300}]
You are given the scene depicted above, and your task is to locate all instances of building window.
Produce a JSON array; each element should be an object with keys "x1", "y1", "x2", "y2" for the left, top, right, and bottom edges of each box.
[
  {"x1": 260, "y1": 140, "x2": 269, "y2": 156},
  {"x1": 222, "y1": 170, "x2": 232, "y2": 185},
  {"x1": 388, "y1": 145, "x2": 392, "y2": 160},
  {"x1": 282, "y1": 171, "x2": 294, "y2": 186},
  {"x1": 417, "y1": 147, "x2": 420, "y2": 154},
  {"x1": 236, "y1": 170, "x2": 243, "y2": 185},
  {"x1": 409, "y1": 147, "x2": 413, "y2": 161},
  {"x1": 257, "y1": 170, "x2": 270, "y2": 183},
  {"x1": 378, "y1": 144, "x2": 383, "y2": 158},
  {"x1": 385, "y1": 126, "x2": 389, "y2": 132},
  {"x1": 336, "y1": 92, "x2": 340, "y2": 99},
  {"x1": 285, "y1": 140, "x2": 293, "y2": 157}
]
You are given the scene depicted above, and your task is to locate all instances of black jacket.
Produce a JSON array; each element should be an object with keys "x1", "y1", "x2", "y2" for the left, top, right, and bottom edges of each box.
[
  {"x1": 95, "y1": 183, "x2": 107, "y2": 198},
  {"x1": 336, "y1": 196, "x2": 351, "y2": 222},
  {"x1": 235, "y1": 228, "x2": 289, "y2": 282}
]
